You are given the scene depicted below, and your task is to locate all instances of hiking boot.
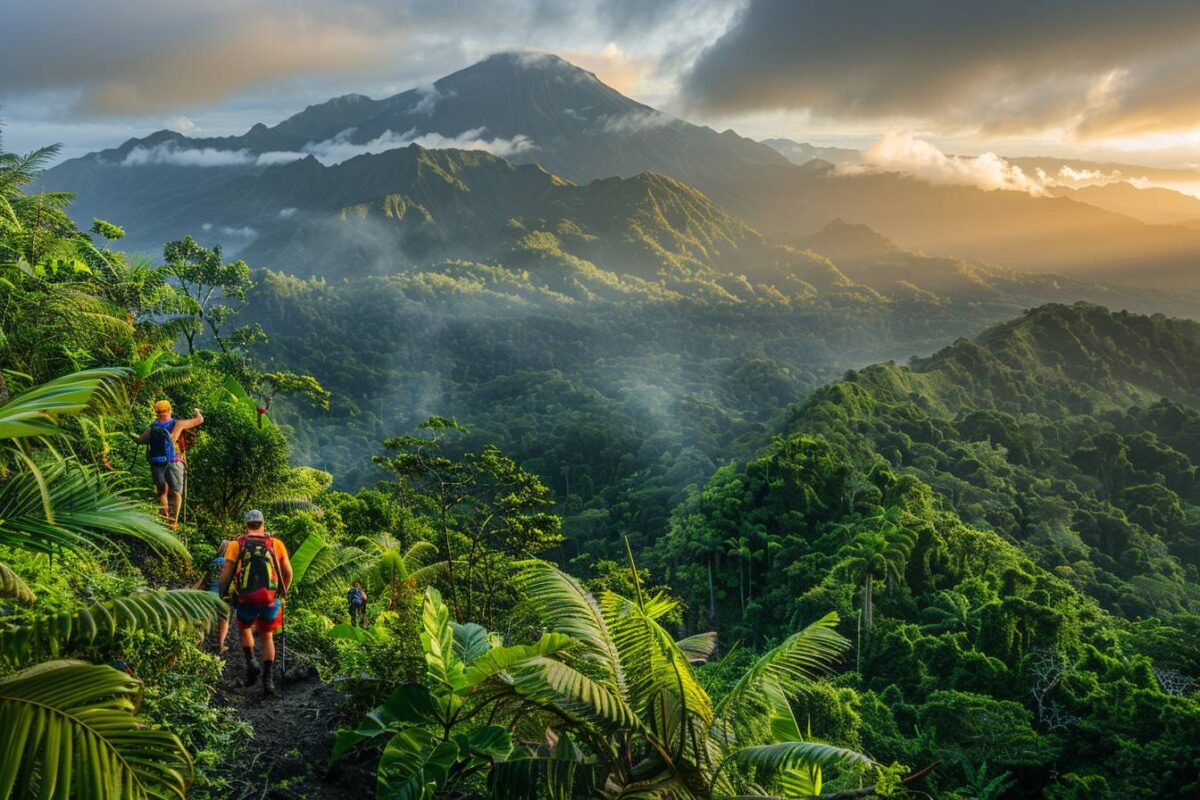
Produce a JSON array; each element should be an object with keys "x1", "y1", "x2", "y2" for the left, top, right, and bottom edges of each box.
[
  {"x1": 244, "y1": 658, "x2": 262, "y2": 686},
  {"x1": 262, "y1": 660, "x2": 275, "y2": 696}
]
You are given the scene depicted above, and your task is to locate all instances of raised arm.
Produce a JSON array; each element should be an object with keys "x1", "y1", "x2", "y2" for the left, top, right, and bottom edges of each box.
[{"x1": 175, "y1": 409, "x2": 205, "y2": 432}]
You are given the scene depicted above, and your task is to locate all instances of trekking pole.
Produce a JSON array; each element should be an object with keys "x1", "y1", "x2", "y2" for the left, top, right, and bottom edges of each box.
[{"x1": 277, "y1": 596, "x2": 286, "y2": 698}]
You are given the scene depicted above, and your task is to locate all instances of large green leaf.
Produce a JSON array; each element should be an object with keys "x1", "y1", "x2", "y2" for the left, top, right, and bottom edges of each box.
[
  {"x1": 0, "y1": 589, "x2": 225, "y2": 665},
  {"x1": 421, "y1": 588, "x2": 468, "y2": 711},
  {"x1": 0, "y1": 368, "x2": 122, "y2": 440},
  {"x1": 454, "y1": 725, "x2": 512, "y2": 760},
  {"x1": 0, "y1": 660, "x2": 192, "y2": 799},
  {"x1": 330, "y1": 684, "x2": 437, "y2": 765},
  {"x1": 452, "y1": 621, "x2": 492, "y2": 664},
  {"x1": 288, "y1": 530, "x2": 326, "y2": 587},
  {"x1": 329, "y1": 622, "x2": 382, "y2": 644},
  {"x1": 510, "y1": 656, "x2": 640, "y2": 732},
  {"x1": 376, "y1": 729, "x2": 458, "y2": 800}
]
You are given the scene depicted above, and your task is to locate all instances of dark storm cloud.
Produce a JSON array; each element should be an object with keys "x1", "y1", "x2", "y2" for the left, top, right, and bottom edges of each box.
[{"x1": 680, "y1": 0, "x2": 1200, "y2": 138}]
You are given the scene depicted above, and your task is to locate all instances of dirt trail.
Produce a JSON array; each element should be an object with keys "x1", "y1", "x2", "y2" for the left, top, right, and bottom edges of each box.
[{"x1": 209, "y1": 643, "x2": 375, "y2": 799}]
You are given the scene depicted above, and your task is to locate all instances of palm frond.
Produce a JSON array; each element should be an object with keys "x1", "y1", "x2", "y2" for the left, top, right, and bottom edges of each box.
[
  {"x1": 714, "y1": 612, "x2": 847, "y2": 731},
  {"x1": 676, "y1": 632, "x2": 718, "y2": 665},
  {"x1": 510, "y1": 656, "x2": 641, "y2": 732},
  {"x1": 0, "y1": 588, "x2": 225, "y2": 665},
  {"x1": 0, "y1": 660, "x2": 192, "y2": 799},
  {"x1": 733, "y1": 740, "x2": 873, "y2": 773},
  {"x1": 515, "y1": 560, "x2": 626, "y2": 694},
  {"x1": 0, "y1": 560, "x2": 35, "y2": 603},
  {"x1": 0, "y1": 460, "x2": 183, "y2": 557},
  {"x1": 0, "y1": 367, "x2": 124, "y2": 439}
]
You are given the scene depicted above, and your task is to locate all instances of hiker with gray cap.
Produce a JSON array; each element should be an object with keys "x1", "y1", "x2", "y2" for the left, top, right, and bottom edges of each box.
[{"x1": 218, "y1": 510, "x2": 292, "y2": 696}]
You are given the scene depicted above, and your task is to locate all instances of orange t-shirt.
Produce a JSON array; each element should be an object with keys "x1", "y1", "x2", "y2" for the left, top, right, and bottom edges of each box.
[{"x1": 225, "y1": 534, "x2": 291, "y2": 579}]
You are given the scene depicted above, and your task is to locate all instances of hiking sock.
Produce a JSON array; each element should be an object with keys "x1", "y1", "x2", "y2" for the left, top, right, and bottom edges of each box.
[
  {"x1": 262, "y1": 659, "x2": 275, "y2": 695},
  {"x1": 243, "y1": 646, "x2": 261, "y2": 686}
]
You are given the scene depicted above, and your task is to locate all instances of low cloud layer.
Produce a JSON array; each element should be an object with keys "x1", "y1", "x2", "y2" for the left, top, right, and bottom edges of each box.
[
  {"x1": 120, "y1": 127, "x2": 534, "y2": 169},
  {"x1": 681, "y1": 0, "x2": 1200, "y2": 142},
  {"x1": 844, "y1": 132, "x2": 1148, "y2": 195}
]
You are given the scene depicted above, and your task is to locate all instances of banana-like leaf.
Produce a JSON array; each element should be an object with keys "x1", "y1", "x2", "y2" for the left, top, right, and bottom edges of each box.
[
  {"x1": 0, "y1": 460, "x2": 183, "y2": 558},
  {"x1": 288, "y1": 530, "x2": 326, "y2": 587},
  {"x1": 0, "y1": 368, "x2": 123, "y2": 440},
  {"x1": 734, "y1": 740, "x2": 873, "y2": 774},
  {"x1": 422, "y1": 588, "x2": 468, "y2": 713},
  {"x1": 0, "y1": 589, "x2": 225, "y2": 665},
  {"x1": 0, "y1": 560, "x2": 35, "y2": 603},
  {"x1": 0, "y1": 660, "x2": 192, "y2": 799}
]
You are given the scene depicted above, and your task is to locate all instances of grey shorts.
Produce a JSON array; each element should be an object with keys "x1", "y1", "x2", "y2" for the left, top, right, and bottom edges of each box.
[{"x1": 151, "y1": 461, "x2": 185, "y2": 494}]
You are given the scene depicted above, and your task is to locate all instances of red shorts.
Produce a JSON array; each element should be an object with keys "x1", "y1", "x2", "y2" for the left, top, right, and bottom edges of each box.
[{"x1": 234, "y1": 599, "x2": 282, "y2": 633}]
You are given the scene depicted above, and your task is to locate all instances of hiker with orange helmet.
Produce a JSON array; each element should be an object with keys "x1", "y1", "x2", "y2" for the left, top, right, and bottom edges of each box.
[{"x1": 137, "y1": 400, "x2": 204, "y2": 529}]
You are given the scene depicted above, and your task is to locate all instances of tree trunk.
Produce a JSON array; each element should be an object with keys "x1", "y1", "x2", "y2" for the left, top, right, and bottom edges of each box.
[
  {"x1": 707, "y1": 556, "x2": 716, "y2": 622},
  {"x1": 864, "y1": 574, "x2": 874, "y2": 631}
]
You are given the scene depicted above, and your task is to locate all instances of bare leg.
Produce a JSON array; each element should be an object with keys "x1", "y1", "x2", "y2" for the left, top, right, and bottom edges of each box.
[
  {"x1": 240, "y1": 626, "x2": 254, "y2": 649},
  {"x1": 262, "y1": 633, "x2": 275, "y2": 662},
  {"x1": 169, "y1": 490, "x2": 182, "y2": 526},
  {"x1": 217, "y1": 617, "x2": 230, "y2": 654},
  {"x1": 158, "y1": 484, "x2": 170, "y2": 520}
]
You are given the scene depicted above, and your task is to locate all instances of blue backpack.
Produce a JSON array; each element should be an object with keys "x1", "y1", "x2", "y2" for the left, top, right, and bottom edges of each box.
[{"x1": 148, "y1": 420, "x2": 176, "y2": 465}]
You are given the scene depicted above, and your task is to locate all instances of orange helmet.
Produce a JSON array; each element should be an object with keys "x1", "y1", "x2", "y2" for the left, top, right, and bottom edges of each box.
[{"x1": 153, "y1": 400, "x2": 172, "y2": 415}]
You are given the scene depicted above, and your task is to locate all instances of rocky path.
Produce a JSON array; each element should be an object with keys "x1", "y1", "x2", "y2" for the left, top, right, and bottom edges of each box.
[{"x1": 208, "y1": 639, "x2": 375, "y2": 799}]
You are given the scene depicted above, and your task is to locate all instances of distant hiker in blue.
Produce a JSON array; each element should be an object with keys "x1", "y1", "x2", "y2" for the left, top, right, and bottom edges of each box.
[
  {"x1": 137, "y1": 399, "x2": 204, "y2": 529},
  {"x1": 348, "y1": 580, "x2": 369, "y2": 628}
]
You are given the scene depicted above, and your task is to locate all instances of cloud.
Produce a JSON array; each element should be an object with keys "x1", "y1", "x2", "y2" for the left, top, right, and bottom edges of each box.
[
  {"x1": 680, "y1": 0, "x2": 1200, "y2": 142},
  {"x1": 558, "y1": 42, "x2": 656, "y2": 95},
  {"x1": 118, "y1": 125, "x2": 535, "y2": 169},
  {"x1": 845, "y1": 132, "x2": 1148, "y2": 194},
  {"x1": 412, "y1": 85, "x2": 450, "y2": 115},
  {"x1": 121, "y1": 142, "x2": 254, "y2": 167},
  {"x1": 303, "y1": 127, "x2": 535, "y2": 163},
  {"x1": 598, "y1": 109, "x2": 674, "y2": 134},
  {"x1": 278, "y1": 207, "x2": 298, "y2": 218}
]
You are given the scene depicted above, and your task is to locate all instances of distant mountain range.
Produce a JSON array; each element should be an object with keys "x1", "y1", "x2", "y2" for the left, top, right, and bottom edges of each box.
[{"x1": 36, "y1": 51, "x2": 1200, "y2": 294}]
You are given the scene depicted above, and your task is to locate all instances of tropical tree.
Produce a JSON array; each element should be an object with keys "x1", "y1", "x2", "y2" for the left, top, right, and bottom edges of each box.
[
  {"x1": 377, "y1": 418, "x2": 562, "y2": 625},
  {"x1": 841, "y1": 509, "x2": 918, "y2": 633},
  {"x1": 361, "y1": 536, "x2": 446, "y2": 610}
]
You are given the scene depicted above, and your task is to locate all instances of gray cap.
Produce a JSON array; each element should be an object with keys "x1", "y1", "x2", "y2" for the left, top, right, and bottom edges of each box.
[{"x1": 244, "y1": 509, "x2": 264, "y2": 524}]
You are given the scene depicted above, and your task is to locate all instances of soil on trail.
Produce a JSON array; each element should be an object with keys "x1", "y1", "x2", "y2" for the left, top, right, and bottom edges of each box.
[{"x1": 210, "y1": 646, "x2": 376, "y2": 799}]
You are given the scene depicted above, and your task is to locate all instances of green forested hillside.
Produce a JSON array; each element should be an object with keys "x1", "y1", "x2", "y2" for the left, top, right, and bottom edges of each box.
[
  {"x1": 7, "y1": 128, "x2": 1200, "y2": 800},
  {"x1": 652, "y1": 302, "x2": 1200, "y2": 798}
]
